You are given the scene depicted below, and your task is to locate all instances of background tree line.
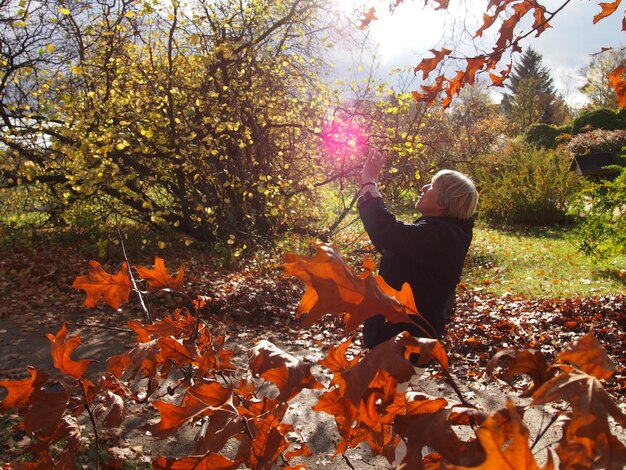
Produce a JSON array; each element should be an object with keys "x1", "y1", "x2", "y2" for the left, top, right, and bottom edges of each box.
[
  {"x1": 0, "y1": 0, "x2": 433, "y2": 249},
  {"x1": 1, "y1": 0, "x2": 625, "y2": 256}
]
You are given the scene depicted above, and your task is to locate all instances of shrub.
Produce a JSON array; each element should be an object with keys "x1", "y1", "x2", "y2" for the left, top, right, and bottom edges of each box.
[
  {"x1": 571, "y1": 108, "x2": 624, "y2": 134},
  {"x1": 567, "y1": 129, "x2": 626, "y2": 155},
  {"x1": 473, "y1": 141, "x2": 581, "y2": 225},
  {"x1": 618, "y1": 107, "x2": 626, "y2": 128},
  {"x1": 574, "y1": 157, "x2": 626, "y2": 257},
  {"x1": 524, "y1": 123, "x2": 569, "y2": 149}
]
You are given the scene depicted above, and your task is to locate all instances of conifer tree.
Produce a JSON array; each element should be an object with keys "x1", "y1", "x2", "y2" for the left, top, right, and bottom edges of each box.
[{"x1": 501, "y1": 48, "x2": 564, "y2": 130}]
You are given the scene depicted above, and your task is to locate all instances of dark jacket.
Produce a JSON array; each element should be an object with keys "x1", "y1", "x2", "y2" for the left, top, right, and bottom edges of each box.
[{"x1": 358, "y1": 195, "x2": 473, "y2": 348}]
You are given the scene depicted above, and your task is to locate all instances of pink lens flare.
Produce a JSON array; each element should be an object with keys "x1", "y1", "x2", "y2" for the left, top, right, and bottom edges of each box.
[{"x1": 320, "y1": 118, "x2": 367, "y2": 161}]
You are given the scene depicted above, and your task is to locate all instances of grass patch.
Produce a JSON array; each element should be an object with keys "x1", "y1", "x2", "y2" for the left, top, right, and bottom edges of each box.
[
  {"x1": 464, "y1": 223, "x2": 626, "y2": 297},
  {"x1": 1, "y1": 216, "x2": 623, "y2": 300}
]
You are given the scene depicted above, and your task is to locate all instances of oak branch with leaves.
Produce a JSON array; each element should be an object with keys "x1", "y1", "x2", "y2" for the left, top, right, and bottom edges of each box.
[
  {"x1": 0, "y1": 244, "x2": 624, "y2": 468},
  {"x1": 358, "y1": 0, "x2": 626, "y2": 108}
]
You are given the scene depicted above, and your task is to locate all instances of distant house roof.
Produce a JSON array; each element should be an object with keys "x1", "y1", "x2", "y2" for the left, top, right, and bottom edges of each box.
[{"x1": 569, "y1": 152, "x2": 620, "y2": 177}]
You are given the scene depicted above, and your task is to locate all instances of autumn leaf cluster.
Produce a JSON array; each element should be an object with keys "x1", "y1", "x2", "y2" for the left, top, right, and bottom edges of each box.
[
  {"x1": 0, "y1": 243, "x2": 624, "y2": 468},
  {"x1": 359, "y1": 0, "x2": 626, "y2": 108}
]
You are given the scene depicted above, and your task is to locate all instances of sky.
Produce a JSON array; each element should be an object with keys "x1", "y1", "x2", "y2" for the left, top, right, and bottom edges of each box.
[{"x1": 329, "y1": 0, "x2": 626, "y2": 108}]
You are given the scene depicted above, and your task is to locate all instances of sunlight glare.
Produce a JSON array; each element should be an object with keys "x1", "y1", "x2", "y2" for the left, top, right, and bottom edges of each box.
[{"x1": 321, "y1": 117, "x2": 367, "y2": 161}]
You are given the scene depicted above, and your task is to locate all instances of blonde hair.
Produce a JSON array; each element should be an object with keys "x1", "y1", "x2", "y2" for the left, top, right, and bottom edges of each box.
[{"x1": 432, "y1": 170, "x2": 478, "y2": 220}]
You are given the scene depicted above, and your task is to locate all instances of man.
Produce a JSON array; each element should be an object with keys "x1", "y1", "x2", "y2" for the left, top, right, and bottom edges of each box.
[{"x1": 358, "y1": 149, "x2": 478, "y2": 349}]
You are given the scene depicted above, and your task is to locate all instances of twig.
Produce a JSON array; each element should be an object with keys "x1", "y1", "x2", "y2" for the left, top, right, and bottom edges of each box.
[
  {"x1": 71, "y1": 321, "x2": 132, "y2": 333},
  {"x1": 325, "y1": 191, "x2": 360, "y2": 238},
  {"x1": 531, "y1": 412, "x2": 560, "y2": 450},
  {"x1": 80, "y1": 379, "x2": 100, "y2": 470},
  {"x1": 117, "y1": 226, "x2": 152, "y2": 323},
  {"x1": 330, "y1": 441, "x2": 356, "y2": 470},
  {"x1": 341, "y1": 451, "x2": 356, "y2": 469},
  {"x1": 442, "y1": 369, "x2": 472, "y2": 408}
]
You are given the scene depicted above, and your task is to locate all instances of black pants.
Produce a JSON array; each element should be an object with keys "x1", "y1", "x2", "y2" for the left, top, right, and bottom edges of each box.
[{"x1": 362, "y1": 314, "x2": 427, "y2": 350}]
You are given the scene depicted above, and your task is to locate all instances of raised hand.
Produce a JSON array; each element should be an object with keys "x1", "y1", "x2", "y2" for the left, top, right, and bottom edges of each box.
[{"x1": 361, "y1": 149, "x2": 387, "y2": 186}]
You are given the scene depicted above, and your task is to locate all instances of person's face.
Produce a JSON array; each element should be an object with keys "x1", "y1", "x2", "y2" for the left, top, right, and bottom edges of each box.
[{"x1": 415, "y1": 181, "x2": 447, "y2": 216}]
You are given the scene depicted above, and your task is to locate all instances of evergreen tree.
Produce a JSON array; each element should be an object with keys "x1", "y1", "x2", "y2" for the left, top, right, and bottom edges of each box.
[{"x1": 501, "y1": 48, "x2": 562, "y2": 130}]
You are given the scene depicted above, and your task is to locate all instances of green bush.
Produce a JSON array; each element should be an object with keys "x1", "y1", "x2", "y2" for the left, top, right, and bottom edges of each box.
[
  {"x1": 473, "y1": 141, "x2": 582, "y2": 225},
  {"x1": 618, "y1": 108, "x2": 626, "y2": 128},
  {"x1": 573, "y1": 157, "x2": 626, "y2": 257},
  {"x1": 524, "y1": 123, "x2": 569, "y2": 149},
  {"x1": 572, "y1": 108, "x2": 624, "y2": 134}
]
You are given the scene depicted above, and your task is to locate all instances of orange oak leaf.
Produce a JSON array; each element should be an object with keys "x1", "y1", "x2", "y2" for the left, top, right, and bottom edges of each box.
[
  {"x1": 238, "y1": 395, "x2": 289, "y2": 421},
  {"x1": 155, "y1": 333, "x2": 233, "y2": 377},
  {"x1": 156, "y1": 336, "x2": 198, "y2": 368},
  {"x1": 447, "y1": 401, "x2": 555, "y2": 470},
  {"x1": 71, "y1": 260, "x2": 132, "y2": 309},
  {"x1": 284, "y1": 440, "x2": 313, "y2": 463},
  {"x1": 359, "y1": 386, "x2": 392, "y2": 431},
  {"x1": 187, "y1": 381, "x2": 233, "y2": 407},
  {"x1": 136, "y1": 257, "x2": 185, "y2": 293},
  {"x1": 494, "y1": 2, "x2": 534, "y2": 52},
  {"x1": 194, "y1": 408, "x2": 245, "y2": 455},
  {"x1": 319, "y1": 338, "x2": 361, "y2": 379},
  {"x1": 46, "y1": 324, "x2": 92, "y2": 380},
  {"x1": 106, "y1": 338, "x2": 164, "y2": 399},
  {"x1": 93, "y1": 390, "x2": 125, "y2": 427},
  {"x1": 0, "y1": 366, "x2": 46, "y2": 411},
  {"x1": 146, "y1": 393, "x2": 216, "y2": 439},
  {"x1": 532, "y1": 370, "x2": 626, "y2": 427},
  {"x1": 489, "y1": 63, "x2": 512, "y2": 87},
  {"x1": 317, "y1": 333, "x2": 449, "y2": 432},
  {"x1": 474, "y1": 13, "x2": 497, "y2": 38},
  {"x1": 361, "y1": 368, "x2": 405, "y2": 421},
  {"x1": 358, "y1": 7, "x2": 378, "y2": 29},
  {"x1": 207, "y1": 334, "x2": 237, "y2": 374},
  {"x1": 152, "y1": 453, "x2": 242, "y2": 470},
  {"x1": 312, "y1": 386, "x2": 358, "y2": 437},
  {"x1": 442, "y1": 70, "x2": 467, "y2": 108},
  {"x1": 385, "y1": 390, "x2": 446, "y2": 419},
  {"x1": 339, "y1": 333, "x2": 445, "y2": 405},
  {"x1": 235, "y1": 399, "x2": 294, "y2": 467},
  {"x1": 49, "y1": 416, "x2": 82, "y2": 468},
  {"x1": 487, "y1": 349, "x2": 554, "y2": 397},
  {"x1": 412, "y1": 75, "x2": 446, "y2": 107},
  {"x1": 22, "y1": 378, "x2": 71, "y2": 438},
  {"x1": 248, "y1": 340, "x2": 323, "y2": 401},
  {"x1": 530, "y1": 361, "x2": 626, "y2": 469},
  {"x1": 246, "y1": 410, "x2": 303, "y2": 467},
  {"x1": 555, "y1": 412, "x2": 626, "y2": 469},
  {"x1": 129, "y1": 310, "x2": 197, "y2": 343},
  {"x1": 414, "y1": 48, "x2": 452, "y2": 80},
  {"x1": 284, "y1": 243, "x2": 424, "y2": 333},
  {"x1": 555, "y1": 331, "x2": 615, "y2": 380},
  {"x1": 532, "y1": 4, "x2": 551, "y2": 36},
  {"x1": 593, "y1": 0, "x2": 622, "y2": 23},
  {"x1": 395, "y1": 402, "x2": 486, "y2": 468},
  {"x1": 356, "y1": 418, "x2": 399, "y2": 463},
  {"x1": 465, "y1": 56, "x2": 486, "y2": 84},
  {"x1": 257, "y1": 423, "x2": 313, "y2": 464},
  {"x1": 607, "y1": 64, "x2": 626, "y2": 107}
]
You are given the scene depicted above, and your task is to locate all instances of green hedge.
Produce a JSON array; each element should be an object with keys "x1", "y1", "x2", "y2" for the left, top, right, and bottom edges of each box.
[
  {"x1": 572, "y1": 108, "x2": 626, "y2": 134},
  {"x1": 524, "y1": 123, "x2": 570, "y2": 149},
  {"x1": 474, "y1": 141, "x2": 582, "y2": 226}
]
